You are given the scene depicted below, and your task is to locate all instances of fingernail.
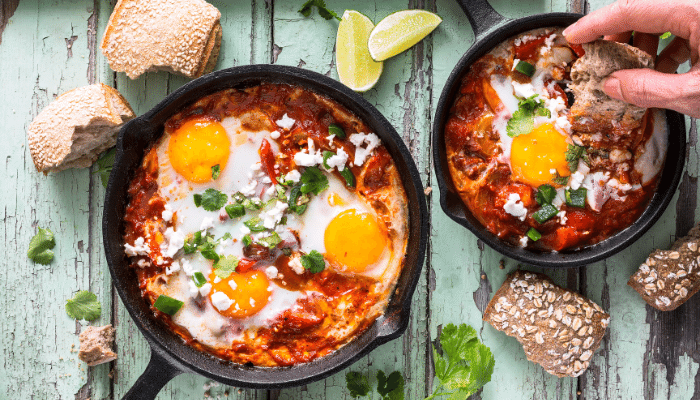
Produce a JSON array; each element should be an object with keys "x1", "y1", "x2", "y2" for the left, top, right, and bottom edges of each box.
[
  {"x1": 562, "y1": 25, "x2": 575, "y2": 39},
  {"x1": 602, "y1": 76, "x2": 623, "y2": 100}
]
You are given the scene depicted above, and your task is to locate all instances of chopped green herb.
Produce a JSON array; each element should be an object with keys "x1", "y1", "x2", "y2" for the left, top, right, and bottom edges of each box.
[
  {"x1": 340, "y1": 168, "x2": 356, "y2": 187},
  {"x1": 225, "y1": 203, "x2": 245, "y2": 218},
  {"x1": 301, "y1": 250, "x2": 326, "y2": 273},
  {"x1": 288, "y1": 185, "x2": 309, "y2": 215},
  {"x1": 427, "y1": 323, "x2": 495, "y2": 400},
  {"x1": 242, "y1": 234, "x2": 253, "y2": 247},
  {"x1": 154, "y1": 295, "x2": 184, "y2": 316},
  {"x1": 193, "y1": 272, "x2": 207, "y2": 287},
  {"x1": 282, "y1": 247, "x2": 293, "y2": 256},
  {"x1": 552, "y1": 172, "x2": 569, "y2": 186},
  {"x1": 535, "y1": 184, "x2": 556, "y2": 205},
  {"x1": 322, "y1": 151, "x2": 335, "y2": 169},
  {"x1": 507, "y1": 94, "x2": 549, "y2": 138},
  {"x1": 211, "y1": 164, "x2": 221, "y2": 180},
  {"x1": 232, "y1": 192, "x2": 246, "y2": 203},
  {"x1": 279, "y1": 216, "x2": 288, "y2": 225},
  {"x1": 258, "y1": 232, "x2": 282, "y2": 249},
  {"x1": 328, "y1": 123, "x2": 346, "y2": 139},
  {"x1": 377, "y1": 370, "x2": 404, "y2": 400},
  {"x1": 300, "y1": 166, "x2": 329, "y2": 195},
  {"x1": 536, "y1": 107, "x2": 551, "y2": 118},
  {"x1": 565, "y1": 144, "x2": 588, "y2": 172},
  {"x1": 183, "y1": 231, "x2": 204, "y2": 254},
  {"x1": 565, "y1": 187, "x2": 587, "y2": 208},
  {"x1": 65, "y1": 290, "x2": 101, "y2": 321},
  {"x1": 194, "y1": 188, "x2": 228, "y2": 211},
  {"x1": 199, "y1": 236, "x2": 220, "y2": 263},
  {"x1": 244, "y1": 217, "x2": 267, "y2": 232},
  {"x1": 276, "y1": 185, "x2": 288, "y2": 201},
  {"x1": 221, "y1": 232, "x2": 232, "y2": 241},
  {"x1": 527, "y1": 228, "x2": 542, "y2": 241},
  {"x1": 514, "y1": 60, "x2": 535, "y2": 77},
  {"x1": 533, "y1": 204, "x2": 558, "y2": 224},
  {"x1": 242, "y1": 198, "x2": 263, "y2": 210},
  {"x1": 345, "y1": 372, "x2": 371, "y2": 398},
  {"x1": 27, "y1": 226, "x2": 56, "y2": 265},
  {"x1": 660, "y1": 31, "x2": 672, "y2": 39},
  {"x1": 94, "y1": 148, "x2": 116, "y2": 188},
  {"x1": 298, "y1": 0, "x2": 341, "y2": 21},
  {"x1": 214, "y1": 255, "x2": 240, "y2": 279}
]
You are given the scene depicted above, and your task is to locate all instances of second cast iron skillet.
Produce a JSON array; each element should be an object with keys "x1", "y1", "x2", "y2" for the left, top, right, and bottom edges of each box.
[
  {"x1": 103, "y1": 65, "x2": 428, "y2": 399},
  {"x1": 433, "y1": 0, "x2": 686, "y2": 267}
]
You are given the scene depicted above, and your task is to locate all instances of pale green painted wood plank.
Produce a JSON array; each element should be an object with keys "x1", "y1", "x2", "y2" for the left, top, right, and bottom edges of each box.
[{"x1": 0, "y1": 1, "x2": 103, "y2": 399}]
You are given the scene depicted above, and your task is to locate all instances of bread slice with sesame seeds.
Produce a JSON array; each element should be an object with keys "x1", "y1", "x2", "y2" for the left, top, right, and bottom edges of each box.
[
  {"x1": 100, "y1": 0, "x2": 222, "y2": 80},
  {"x1": 27, "y1": 84, "x2": 135, "y2": 174}
]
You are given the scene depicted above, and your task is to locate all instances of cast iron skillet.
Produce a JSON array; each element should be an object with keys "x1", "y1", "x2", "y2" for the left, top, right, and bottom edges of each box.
[
  {"x1": 433, "y1": 0, "x2": 686, "y2": 267},
  {"x1": 103, "y1": 65, "x2": 428, "y2": 399}
]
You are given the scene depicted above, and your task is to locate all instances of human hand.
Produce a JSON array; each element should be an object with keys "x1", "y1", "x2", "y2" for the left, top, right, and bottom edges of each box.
[{"x1": 563, "y1": 0, "x2": 700, "y2": 118}]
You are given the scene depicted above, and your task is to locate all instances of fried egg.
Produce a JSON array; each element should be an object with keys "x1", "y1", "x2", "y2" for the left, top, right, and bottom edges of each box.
[{"x1": 510, "y1": 122, "x2": 570, "y2": 186}]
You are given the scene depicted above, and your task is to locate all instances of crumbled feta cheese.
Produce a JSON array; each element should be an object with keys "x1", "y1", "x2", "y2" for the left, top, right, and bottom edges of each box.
[
  {"x1": 265, "y1": 266, "x2": 279, "y2": 279},
  {"x1": 200, "y1": 217, "x2": 215, "y2": 231},
  {"x1": 162, "y1": 204, "x2": 173, "y2": 222},
  {"x1": 275, "y1": 113, "x2": 296, "y2": 130},
  {"x1": 512, "y1": 82, "x2": 538, "y2": 99},
  {"x1": 161, "y1": 228, "x2": 185, "y2": 258},
  {"x1": 261, "y1": 201, "x2": 289, "y2": 229},
  {"x1": 552, "y1": 188, "x2": 566, "y2": 208},
  {"x1": 349, "y1": 133, "x2": 381, "y2": 166},
  {"x1": 520, "y1": 236, "x2": 529, "y2": 247},
  {"x1": 503, "y1": 193, "x2": 527, "y2": 221},
  {"x1": 294, "y1": 139, "x2": 324, "y2": 167},
  {"x1": 240, "y1": 181, "x2": 257, "y2": 197},
  {"x1": 251, "y1": 162, "x2": 261, "y2": 171},
  {"x1": 555, "y1": 115, "x2": 572, "y2": 133},
  {"x1": 285, "y1": 169, "x2": 301, "y2": 183},
  {"x1": 213, "y1": 276, "x2": 222, "y2": 283},
  {"x1": 199, "y1": 283, "x2": 212, "y2": 296},
  {"x1": 240, "y1": 225, "x2": 251, "y2": 235},
  {"x1": 189, "y1": 281, "x2": 200, "y2": 298},
  {"x1": 137, "y1": 259, "x2": 150, "y2": 268},
  {"x1": 288, "y1": 255, "x2": 304, "y2": 274},
  {"x1": 569, "y1": 171, "x2": 585, "y2": 190},
  {"x1": 261, "y1": 176, "x2": 272, "y2": 184},
  {"x1": 211, "y1": 292, "x2": 234, "y2": 311},
  {"x1": 181, "y1": 258, "x2": 195, "y2": 276},
  {"x1": 557, "y1": 210, "x2": 568, "y2": 225},
  {"x1": 250, "y1": 298, "x2": 256, "y2": 307},
  {"x1": 125, "y1": 237, "x2": 149, "y2": 257},
  {"x1": 512, "y1": 58, "x2": 520, "y2": 71},
  {"x1": 270, "y1": 130, "x2": 280, "y2": 139},
  {"x1": 326, "y1": 147, "x2": 349, "y2": 171},
  {"x1": 165, "y1": 261, "x2": 181, "y2": 275},
  {"x1": 326, "y1": 134, "x2": 335, "y2": 146},
  {"x1": 228, "y1": 280, "x2": 237, "y2": 290}
]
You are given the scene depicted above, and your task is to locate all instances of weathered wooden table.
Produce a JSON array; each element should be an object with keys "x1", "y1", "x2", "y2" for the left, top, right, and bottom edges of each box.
[{"x1": 2, "y1": 0, "x2": 698, "y2": 398}]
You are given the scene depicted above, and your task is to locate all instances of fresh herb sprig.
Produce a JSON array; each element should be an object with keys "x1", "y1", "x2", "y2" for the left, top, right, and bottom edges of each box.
[
  {"x1": 345, "y1": 370, "x2": 404, "y2": 399},
  {"x1": 94, "y1": 148, "x2": 116, "y2": 188},
  {"x1": 301, "y1": 250, "x2": 326, "y2": 273},
  {"x1": 298, "y1": 0, "x2": 341, "y2": 21},
  {"x1": 193, "y1": 188, "x2": 228, "y2": 211},
  {"x1": 565, "y1": 144, "x2": 588, "y2": 172},
  {"x1": 27, "y1": 226, "x2": 56, "y2": 265},
  {"x1": 506, "y1": 95, "x2": 551, "y2": 138},
  {"x1": 65, "y1": 291, "x2": 102, "y2": 321}
]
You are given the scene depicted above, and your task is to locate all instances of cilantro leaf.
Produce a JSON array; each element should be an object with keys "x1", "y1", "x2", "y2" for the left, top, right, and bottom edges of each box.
[
  {"x1": 258, "y1": 232, "x2": 282, "y2": 249},
  {"x1": 427, "y1": 324, "x2": 495, "y2": 399},
  {"x1": 377, "y1": 371, "x2": 404, "y2": 400},
  {"x1": 301, "y1": 250, "x2": 326, "y2": 273},
  {"x1": 94, "y1": 148, "x2": 115, "y2": 188},
  {"x1": 65, "y1": 291, "x2": 101, "y2": 321},
  {"x1": 27, "y1": 226, "x2": 56, "y2": 265},
  {"x1": 552, "y1": 172, "x2": 569, "y2": 186},
  {"x1": 565, "y1": 144, "x2": 588, "y2": 172},
  {"x1": 345, "y1": 371, "x2": 371, "y2": 398},
  {"x1": 300, "y1": 167, "x2": 329, "y2": 195},
  {"x1": 214, "y1": 255, "x2": 239, "y2": 279},
  {"x1": 194, "y1": 188, "x2": 228, "y2": 211},
  {"x1": 506, "y1": 95, "x2": 549, "y2": 138},
  {"x1": 211, "y1": 164, "x2": 221, "y2": 180},
  {"x1": 298, "y1": 0, "x2": 341, "y2": 21}
]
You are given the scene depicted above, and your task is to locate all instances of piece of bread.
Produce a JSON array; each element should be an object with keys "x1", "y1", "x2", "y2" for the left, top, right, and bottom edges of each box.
[
  {"x1": 78, "y1": 325, "x2": 117, "y2": 366},
  {"x1": 628, "y1": 223, "x2": 700, "y2": 311},
  {"x1": 569, "y1": 40, "x2": 654, "y2": 132},
  {"x1": 484, "y1": 270, "x2": 610, "y2": 378},
  {"x1": 27, "y1": 84, "x2": 135, "y2": 174},
  {"x1": 101, "y1": 0, "x2": 222, "y2": 79}
]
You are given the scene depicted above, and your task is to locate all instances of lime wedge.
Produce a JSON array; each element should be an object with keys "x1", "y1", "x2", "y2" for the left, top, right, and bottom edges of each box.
[
  {"x1": 368, "y1": 10, "x2": 442, "y2": 62},
  {"x1": 336, "y1": 10, "x2": 383, "y2": 92}
]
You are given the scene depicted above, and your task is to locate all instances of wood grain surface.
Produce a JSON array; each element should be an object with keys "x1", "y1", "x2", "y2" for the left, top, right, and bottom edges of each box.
[{"x1": 1, "y1": 0, "x2": 698, "y2": 399}]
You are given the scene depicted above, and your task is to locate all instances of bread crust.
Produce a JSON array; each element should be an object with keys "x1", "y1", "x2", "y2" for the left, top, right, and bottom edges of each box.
[
  {"x1": 78, "y1": 325, "x2": 117, "y2": 366},
  {"x1": 27, "y1": 84, "x2": 135, "y2": 174},
  {"x1": 101, "y1": 0, "x2": 222, "y2": 79}
]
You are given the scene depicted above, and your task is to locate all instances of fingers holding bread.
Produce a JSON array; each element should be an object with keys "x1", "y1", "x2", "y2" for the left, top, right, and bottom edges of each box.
[
  {"x1": 27, "y1": 84, "x2": 135, "y2": 174},
  {"x1": 101, "y1": 0, "x2": 222, "y2": 79}
]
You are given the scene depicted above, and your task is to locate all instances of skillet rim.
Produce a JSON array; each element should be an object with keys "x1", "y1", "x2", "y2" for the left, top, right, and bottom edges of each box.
[{"x1": 103, "y1": 64, "x2": 428, "y2": 388}]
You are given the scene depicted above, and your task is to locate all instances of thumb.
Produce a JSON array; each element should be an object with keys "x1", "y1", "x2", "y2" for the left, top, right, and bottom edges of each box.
[{"x1": 602, "y1": 69, "x2": 700, "y2": 118}]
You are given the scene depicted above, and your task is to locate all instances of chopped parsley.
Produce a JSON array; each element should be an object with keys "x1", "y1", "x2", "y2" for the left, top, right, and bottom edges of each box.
[
  {"x1": 193, "y1": 188, "x2": 228, "y2": 211},
  {"x1": 211, "y1": 164, "x2": 221, "y2": 180},
  {"x1": 565, "y1": 144, "x2": 588, "y2": 172},
  {"x1": 298, "y1": 0, "x2": 341, "y2": 21},
  {"x1": 552, "y1": 172, "x2": 570, "y2": 186},
  {"x1": 153, "y1": 295, "x2": 184, "y2": 316},
  {"x1": 27, "y1": 226, "x2": 56, "y2": 265},
  {"x1": 506, "y1": 95, "x2": 551, "y2": 138},
  {"x1": 258, "y1": 232, "x2": 282, "y2": 249},
  {"x1": 65, "y1": 291, "x2": 101, "y2": 321},
  {"x1": 232, "y1": 192, "x2": 246, "y2": 203},
  {"x1": 300, "y1": 166, "x2": 329, "y2": 195},
  {"x1": 301, "y1": 250, "x2": 326, "y2": 273},
  {"x1": 213, "y1": 255, "x2": 239, "y2": 279}
]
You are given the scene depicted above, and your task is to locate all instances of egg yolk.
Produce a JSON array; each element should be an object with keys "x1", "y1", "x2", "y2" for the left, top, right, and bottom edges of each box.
[
  {"x1": 324, "y1": 209, "x2": 387, "y2": 273},
  {"x1": 208, "y1": 270, "x2": 270, "y2": 318},
  {"x1": 167, "y1": 118, "x2": 230, "y2": 183},
  {"x1": 510, "y1": 122, "x2": 570, "y2": 186}
]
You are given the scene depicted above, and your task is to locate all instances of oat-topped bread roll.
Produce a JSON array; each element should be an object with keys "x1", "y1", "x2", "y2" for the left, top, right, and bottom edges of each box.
[
  {"x1": 484, "y1": 270, "x2": 610, "y2": 378},
  {"x1": 27, "y1": 84, "x2": 135, "y2": 174},
  {"x1": 628, "y1": 223, "x2": 700, "y2": 311},
  {"x1": 101, "y1": 0, "x2": 222, "y2": 79}
]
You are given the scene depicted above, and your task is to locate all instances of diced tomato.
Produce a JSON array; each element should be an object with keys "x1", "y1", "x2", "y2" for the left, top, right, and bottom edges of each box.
[
  {"x1": 235, "y1": 258, "x2": 257, "y2": 273},
  {"x1": 549, "y1": 226, "x2": 581, "y2": 251},
  {"x1": 566, "y1": 210, "x2": 595, "y2": 231},
  {"x1": 514, "y1": 35, "x2": 549, "y2": 60},
  {"x1": 569, "y1": 43, "x2": 585, "y2": 58},
  {"x1": 495, "y1": 183, "x2": 536, "y2": 208},
  {"x1": 259, "y1": 139, "x2": 278, "y2": 184}
]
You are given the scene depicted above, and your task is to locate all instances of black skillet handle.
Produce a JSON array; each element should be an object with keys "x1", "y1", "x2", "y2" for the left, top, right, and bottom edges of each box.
[
  {"x1": 455, "y1": 0, "x2": 508, "y2": 38},
  {"x1": 121, "y1": 347, "x2": 185, "y2": 400}
]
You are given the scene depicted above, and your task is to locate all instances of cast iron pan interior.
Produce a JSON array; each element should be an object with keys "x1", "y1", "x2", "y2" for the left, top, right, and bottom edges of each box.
[
  {"x1": 432, "y1": 0, "x2": 686, "y2": 268},
  {"x1": 103, "y1": 65, "x2": 428, "y2": 398}
]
